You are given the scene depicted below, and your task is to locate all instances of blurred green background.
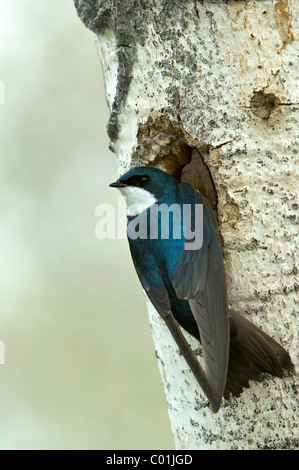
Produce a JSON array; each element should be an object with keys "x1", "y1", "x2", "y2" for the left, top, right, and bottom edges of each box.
[{"x1": 0, "y1": 0, "x2": 173, "y2": 449}]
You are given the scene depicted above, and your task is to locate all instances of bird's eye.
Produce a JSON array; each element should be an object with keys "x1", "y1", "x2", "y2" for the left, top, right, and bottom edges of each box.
[{"x1": 140, "y1": 175, "x2": 150, "y2": 186}]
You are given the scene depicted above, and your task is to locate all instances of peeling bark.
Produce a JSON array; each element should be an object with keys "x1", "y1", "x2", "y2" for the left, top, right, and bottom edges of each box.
[{"x1": 74, "y1": 0, "x2": 298, "y2": 449}]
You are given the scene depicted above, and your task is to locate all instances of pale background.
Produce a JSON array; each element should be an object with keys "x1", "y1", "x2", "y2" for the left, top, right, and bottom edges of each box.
[{"x1": 0, "y1": 0, "x2": 173, "y2": 449}]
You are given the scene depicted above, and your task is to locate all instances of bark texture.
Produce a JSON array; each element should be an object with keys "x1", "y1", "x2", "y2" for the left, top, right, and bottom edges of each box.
[{"x1": 74, "y1": 0, "x2": 298, "y2": 449}]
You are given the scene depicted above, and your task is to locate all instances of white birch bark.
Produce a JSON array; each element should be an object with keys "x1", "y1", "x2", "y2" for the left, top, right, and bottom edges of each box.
[{"x1": 74, "y1": 0, "x2": 298, "y2": 449}]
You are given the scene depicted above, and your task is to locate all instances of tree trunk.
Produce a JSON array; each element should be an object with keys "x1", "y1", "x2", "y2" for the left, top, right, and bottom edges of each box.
[{"x1": 74, "y1": 0, "x2": 298, "y2": 450}]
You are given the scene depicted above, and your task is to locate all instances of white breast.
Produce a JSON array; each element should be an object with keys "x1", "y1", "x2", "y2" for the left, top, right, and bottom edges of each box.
[{"x1": 119, "y1": 186, "x2": 157, "y2": 216}]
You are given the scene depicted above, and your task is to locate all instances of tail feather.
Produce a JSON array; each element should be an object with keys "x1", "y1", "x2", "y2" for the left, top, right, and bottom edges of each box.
[{"x1": 224, "y1": 309, "x2": 294, "y2": 400}]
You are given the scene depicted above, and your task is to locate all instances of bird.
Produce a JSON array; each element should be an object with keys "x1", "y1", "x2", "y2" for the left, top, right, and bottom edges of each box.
[{"x1": 110, "y1": 166, "x2": 294, "y2": 413}]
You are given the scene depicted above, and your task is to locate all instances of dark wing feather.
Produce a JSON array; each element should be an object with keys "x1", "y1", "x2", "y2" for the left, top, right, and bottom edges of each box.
[
  {"x1": 170, "y1": 184, "x2": 230, "y2": 411},
  {"x1": 128, "y1": 237, "x2": 219, "y2": 412}
]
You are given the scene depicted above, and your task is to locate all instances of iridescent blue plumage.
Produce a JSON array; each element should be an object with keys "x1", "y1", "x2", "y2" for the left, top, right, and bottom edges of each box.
[{"x1": 110, "y1": 166, "x2": 293, "y2": 413}]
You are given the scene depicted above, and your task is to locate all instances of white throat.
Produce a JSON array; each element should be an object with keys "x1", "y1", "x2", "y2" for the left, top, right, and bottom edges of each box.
[{"x1": 119, "y1": 186, "x2": 157, "y2": 216}]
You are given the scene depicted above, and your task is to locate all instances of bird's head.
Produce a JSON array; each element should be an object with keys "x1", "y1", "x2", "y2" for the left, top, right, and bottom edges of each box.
[{"x1": 110, "y1": 166, "x2": 177, "y2": 216}]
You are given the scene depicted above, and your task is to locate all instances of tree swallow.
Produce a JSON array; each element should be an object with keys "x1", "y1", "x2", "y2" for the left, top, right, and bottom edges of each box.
[{"x1": 110, "y1": 166, "x2": 293, "y2": 413}]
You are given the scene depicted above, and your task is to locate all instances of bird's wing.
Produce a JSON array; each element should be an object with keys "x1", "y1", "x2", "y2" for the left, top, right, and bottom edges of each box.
[
  {"x1": 169, "y1": 184, "x2": 230, "y2": 411},
  {"x1": 128, "y1": 236, "x2": 218, "y2": 412}
]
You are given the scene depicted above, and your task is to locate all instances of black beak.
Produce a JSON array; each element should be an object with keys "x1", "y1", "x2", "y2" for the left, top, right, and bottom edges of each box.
[{"x1": 109, "y1": 180, "x2": 128, "y2": 188}]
